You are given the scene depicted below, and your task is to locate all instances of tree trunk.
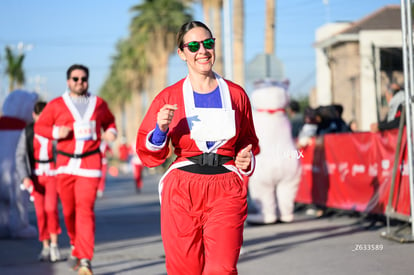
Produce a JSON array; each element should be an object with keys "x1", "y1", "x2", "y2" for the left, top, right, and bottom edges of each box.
[
  {"x1": 125, "y1": 90, "x2": 144, "y2": 145},
  {"x1": 145, "y1": 30, "x2": 170, "y2": 103},
  {"x1": 233, "y1": 0, "x2": 245, "y2": 87},
  {"x1": 152, "y1": 54, "x2": 169, "y2": 101},
  {"x1": 8, "y1": 76, "x2": 15, "y2": 92},
  {"x1": 265, "y1": 0, "x2": 275, "y2": 55},
  {"x1": 202, "y1": 0, "x2": 212, "y2": 26},
  {"x1": 211, "y1": 0, "x2": 223, "y2": 76}
]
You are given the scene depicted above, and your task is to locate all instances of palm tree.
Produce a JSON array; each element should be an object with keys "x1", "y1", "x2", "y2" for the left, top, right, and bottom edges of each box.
[
  {"x1": 4, "y1": 46, "x2": 25, "y2": 92},
  {"x1": 203, "y1": 0, "x2": 223, "y2": 75},
  {"x1": 130, "y1": 0, "x2": 193, "y2": 102},
  {"x1": 265, "y1": 0, "x2": 275, "y2": 55},
  {"x1": 201, "y1": 0, "x2": 212, "y2": 24},
  {"x1": 100, "y1": 0, "x2": 193, "y2": 142},
  {"x1": 100, "y1": 38, "x2": 149, "y2": 139},
  {"x1": 233, "y1": 0, "x2": 244, "y2": 87}
]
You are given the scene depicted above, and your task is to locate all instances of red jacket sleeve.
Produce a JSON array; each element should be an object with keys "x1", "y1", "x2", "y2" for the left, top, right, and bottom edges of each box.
[
  {"x1": 99, "y1": 99, "x2": 117, "y2": 134},
  {"x1": 136, "y1": 94, "x2": 171, "y2": 167}
]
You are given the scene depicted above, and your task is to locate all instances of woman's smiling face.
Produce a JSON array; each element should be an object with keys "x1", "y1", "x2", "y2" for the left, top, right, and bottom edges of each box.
[{"x1": 178, "y1": 27, "x2": 216, "y2": 76}]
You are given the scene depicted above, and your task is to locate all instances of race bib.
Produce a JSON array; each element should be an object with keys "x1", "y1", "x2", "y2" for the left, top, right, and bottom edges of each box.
[
  {"x1": 73, "y1": 120, "x2": 96, "y2": 140},
  {"x1": 189, "y1": 108, "x2": 235, "y2": 142}
]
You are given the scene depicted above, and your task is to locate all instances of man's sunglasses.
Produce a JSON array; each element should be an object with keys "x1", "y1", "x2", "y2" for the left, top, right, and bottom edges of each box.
[
  {"x1": 182, "y1": 38, "x2": 216, "y2": 53},
  {"x1": 71, "y1": 77, "x2": 88, "y2": 83}
]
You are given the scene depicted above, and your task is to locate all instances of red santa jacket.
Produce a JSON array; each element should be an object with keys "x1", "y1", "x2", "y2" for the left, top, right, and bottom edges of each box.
[
  {"x1": 136, "y1": 75, "x2": 259, "y2": 176},
  {"x1": 33, "y1": 134, "x2": 55, "y2": 176},
  {"x1": 35, "y1": 93, "x2": 117, "y2": 178}
]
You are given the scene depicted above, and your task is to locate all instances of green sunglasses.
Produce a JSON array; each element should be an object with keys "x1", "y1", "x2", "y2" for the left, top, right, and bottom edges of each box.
[{"x1": 182, "y1": 38, "x2": 216, "y2": 52}]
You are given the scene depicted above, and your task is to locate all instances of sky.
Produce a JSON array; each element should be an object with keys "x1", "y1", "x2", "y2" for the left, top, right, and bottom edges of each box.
[{"x1": 0, "y1": 0, "x2": 402, "y2": 105}]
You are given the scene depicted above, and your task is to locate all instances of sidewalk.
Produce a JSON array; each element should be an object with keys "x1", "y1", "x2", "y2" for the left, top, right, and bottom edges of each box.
[{"x1": 1, "y1": 172, "x2": 413, "y2": 275}]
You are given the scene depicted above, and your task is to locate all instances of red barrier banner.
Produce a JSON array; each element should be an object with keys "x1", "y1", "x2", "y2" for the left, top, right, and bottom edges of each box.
[{"x1": 295, "y1": 128, "x2": 410, "y2": 215}]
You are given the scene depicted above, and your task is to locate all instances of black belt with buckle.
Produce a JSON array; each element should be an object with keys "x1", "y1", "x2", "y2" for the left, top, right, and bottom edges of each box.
[
  {"x1": 34, "y1": 159, "x2": 54, "y2": 163},
  {"x1": 187, "y1": 153, "x2": 233, "y2": 167},
  {"x1": 57, "y1": 148, "x2": 100, "y2": 159}
]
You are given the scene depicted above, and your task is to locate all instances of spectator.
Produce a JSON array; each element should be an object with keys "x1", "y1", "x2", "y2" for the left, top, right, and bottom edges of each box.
[
  {"x1": 297, "y1": 106, "x2": 318, "y2": 148},
  {"x1": 286, "y1": 99, "x2": 304, "y2": 139},
  {"x1": 316, "y1": 104, "x2": 350, "y2": 135},
  {"x1": 349, "y1": 119, "x2": 358, "y2": 132},
  {"x1": 370, "y1": 82, "x2": 405, "y2": 132}
]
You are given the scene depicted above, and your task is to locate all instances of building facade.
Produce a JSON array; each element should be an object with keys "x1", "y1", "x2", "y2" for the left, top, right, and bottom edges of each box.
[{"x1": 313, "y1": 5, "x2": 403, "y2": 131}]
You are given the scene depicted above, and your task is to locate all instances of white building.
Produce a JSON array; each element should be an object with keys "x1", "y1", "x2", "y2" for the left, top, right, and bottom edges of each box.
[{"x1": 313, "y1": 5, "x2": 403, "y2": 131}]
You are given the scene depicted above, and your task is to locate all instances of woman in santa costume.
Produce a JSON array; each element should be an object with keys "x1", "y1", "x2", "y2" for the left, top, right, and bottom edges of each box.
[
  {"x1": 35, "y1": 64, "x2": 117, "y2": 275},
  {"x1": 136, "y1": 21, "x2": 259, "y2": 275}
]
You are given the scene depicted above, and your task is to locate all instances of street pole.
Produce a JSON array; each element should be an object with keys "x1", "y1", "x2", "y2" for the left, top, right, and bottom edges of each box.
[{"x1": 400, "y1": 0, "x2": 414, "y2": 237}]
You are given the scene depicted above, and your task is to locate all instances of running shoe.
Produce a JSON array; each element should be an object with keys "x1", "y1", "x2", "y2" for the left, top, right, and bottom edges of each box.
[
  {"x1": 38, "y1": 246, "x2": 50, "y2": 262},
  {"x1": 68, "y1": 246, "x2": 80, "y2": 270},
  {"x1": 50, "y1": 244, "x2": 61, "y2": 262},
  {"x1": 78, "y1": 258, "x2": 93, "y2": 275}
]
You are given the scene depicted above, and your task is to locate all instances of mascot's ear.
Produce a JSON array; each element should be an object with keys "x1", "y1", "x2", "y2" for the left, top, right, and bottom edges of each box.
[
  {"x1": 2, "y1": 90, "x2": 38, "y2": 123},
  {"x1": 281, "y1": 79, "x2": 290, "y2": 90}
]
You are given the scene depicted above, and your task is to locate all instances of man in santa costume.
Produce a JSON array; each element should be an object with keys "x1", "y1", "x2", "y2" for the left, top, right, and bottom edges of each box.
[
  {"x1": 35, "y1": 64, "x2": 117, "y2": 275},
  {"x1": 0, "y1": 89, "x2": 38, "y2": 239}
]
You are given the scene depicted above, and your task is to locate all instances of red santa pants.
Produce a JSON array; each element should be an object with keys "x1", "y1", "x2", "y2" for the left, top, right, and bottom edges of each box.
[
  {"x1": 33, "y1": 175, "x2": 61, "y2": 241},
  {"x1": 161, "y1": 169, "x2": 247, "y2": 275},
  {"x1": 57, "y1": 174, "x2": 99, "y2": 260}
]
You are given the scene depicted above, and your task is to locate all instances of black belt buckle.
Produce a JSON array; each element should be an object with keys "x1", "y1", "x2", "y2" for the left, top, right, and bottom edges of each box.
[{"x1": 201, "y1": 153, "x2": 219, "y2": 166}]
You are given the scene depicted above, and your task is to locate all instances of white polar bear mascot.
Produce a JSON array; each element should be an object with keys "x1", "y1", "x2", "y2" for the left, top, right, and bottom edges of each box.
[
  {"x1": 247, "y1": 80, "x2": 302, "y2": 224},
  {"x1": 0, "y1": 90, "x2": 38, "y2": 238}
]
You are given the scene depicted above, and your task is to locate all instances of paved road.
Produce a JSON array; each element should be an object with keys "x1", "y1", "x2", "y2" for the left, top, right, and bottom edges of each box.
[{"x1": 1, "y1": 171, "x2": 414, "y2": 274}]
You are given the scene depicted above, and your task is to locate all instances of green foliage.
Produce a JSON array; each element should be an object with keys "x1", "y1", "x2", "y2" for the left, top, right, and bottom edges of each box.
[
  {"x1": 4, "y1": 46, "x2": 26, "y2": 92},
  {"x1": 99, "y1": 0, "x2": 193, "y2": 109}
]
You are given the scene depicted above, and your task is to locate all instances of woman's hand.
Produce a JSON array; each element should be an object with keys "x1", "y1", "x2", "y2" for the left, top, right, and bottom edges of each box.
[
  {"x1": 157, "y1": 104, "x2": 178, "y2": 132},
  {"x1": 235, "y1": 144, "x2": 252, "y2": 170}
]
